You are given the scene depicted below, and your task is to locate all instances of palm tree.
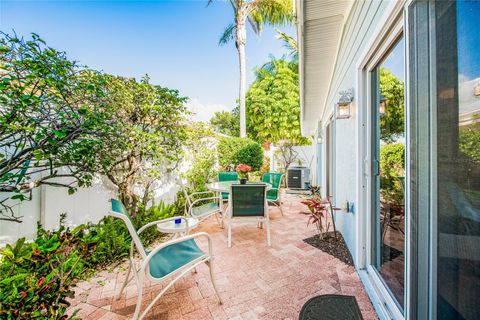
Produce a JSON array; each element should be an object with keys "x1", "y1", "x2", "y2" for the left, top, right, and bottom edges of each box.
[
  {"x1": 208, "y1": 0, "x2": 294, "y2": 138},
  {"x1": 275, "y1": 29, "x2": 298, "y2": 63}
]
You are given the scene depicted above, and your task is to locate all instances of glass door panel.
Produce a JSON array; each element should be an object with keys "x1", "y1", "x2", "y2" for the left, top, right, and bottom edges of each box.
[
  {"x1": 371, "y1": 36, "x2": 406, "y2": 310},
  {"x1": 435, "y1": 1, "x2": 480, "y2": 318}
]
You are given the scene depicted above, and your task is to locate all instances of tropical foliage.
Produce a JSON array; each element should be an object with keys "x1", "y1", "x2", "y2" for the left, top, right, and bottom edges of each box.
[
  {"x1": 275, "y1": 28, "x2": 298, "y2": 63},
  {"x1": 379, "y1": 143, "x2": 405, "y2": 205},
  {"x1": 0, "y1": 201, "x2": 176, "y2": 319},
  {"x1": 301, "y1": 195, "x2": 339, "y2": 239},
  {"x1": 92, "y1": 74, "x2": 188, "y2": 215},
  {"x1": 209, "y1": 0, "x2": 294, "y2": 137},
  {"x1": 0, "y1": 216, "x2": 89, "y2": 319},
  {"x1": 246, "y1": 57, "x2": 307, "y2": 145},
  {"x1": 0, "y1": 33, "x2": 188, "y2": 220},
  {"x1": 459, "y1": 114, "x2": 480, "y2": 165},
  {"x1": 379, "y1": 67, "x2": 405, "y2": 143},
  {"x1": 183, "y1": 122, "x2": 218, "y2": 191},
  {"x1": 0, "y1": 33, "x2": 112, "y2": 222},
  {"x1": 217, "y1": 137, "x2": 263, "y2": 171},
  {"x1": 209, "y1": 110, "x2": 240, "y2": 137}
]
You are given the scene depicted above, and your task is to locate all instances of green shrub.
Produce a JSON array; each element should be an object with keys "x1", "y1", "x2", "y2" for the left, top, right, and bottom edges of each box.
[
  {"x1": 0, "y1": 216, "x2": 89, "y2": 319},
  {"x1": 217, "y1": 137, "x2": 263, "y2": 171},
  {"x1": 379, "y1": 143, "x2": 405, "y2": 205},
  {"x1": 0, "y1": 200, "x2": 176, "y2": 319},
  {"x1": 80, "y1": 201, "x2": 175, "y2": 268}
]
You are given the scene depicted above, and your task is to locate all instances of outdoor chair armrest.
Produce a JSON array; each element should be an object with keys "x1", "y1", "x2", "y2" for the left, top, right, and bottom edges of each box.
[
  {"x1": 137, "y1": 216, "x2": 189, "y2": 235},
  {"x1": 142, "y1": 232, "x2": 214, "y2": 268},
  {"x1": 190, "y1": 191, "x2": 216, "y2": 197},
  {"x1": 189, "y1": 196, "x2": 222, "y2": 207}
]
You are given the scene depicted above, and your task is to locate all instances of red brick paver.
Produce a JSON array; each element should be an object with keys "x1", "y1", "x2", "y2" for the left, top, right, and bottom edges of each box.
[{"x1": 67, "y1": 194, "x2": 377, "y2": 319}]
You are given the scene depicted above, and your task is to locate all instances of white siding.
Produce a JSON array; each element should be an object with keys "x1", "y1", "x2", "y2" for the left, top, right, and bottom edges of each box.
[{"x1": 318, "y1": 0, "x2": 393, "y2": 257}]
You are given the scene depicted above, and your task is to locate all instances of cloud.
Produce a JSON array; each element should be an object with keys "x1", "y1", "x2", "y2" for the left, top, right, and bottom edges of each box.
[
  {"x1": 184, "y1": 98, "x2": 232, "y2": 122},
  {"x1": 459, "y1": 73, "x2": 471, "y2": 83}
]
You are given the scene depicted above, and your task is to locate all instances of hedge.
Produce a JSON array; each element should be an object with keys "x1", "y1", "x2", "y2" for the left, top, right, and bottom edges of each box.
[{"x1": 217, "y1": 137, "x2": 263, "y2": 171}]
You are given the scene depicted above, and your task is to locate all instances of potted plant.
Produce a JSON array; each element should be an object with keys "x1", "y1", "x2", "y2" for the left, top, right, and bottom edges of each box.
[{"x1": 236, "y1": 164, "x2": 252, "y2": 184}]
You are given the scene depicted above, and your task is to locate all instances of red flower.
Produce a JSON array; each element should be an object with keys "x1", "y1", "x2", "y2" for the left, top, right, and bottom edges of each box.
[{"x1": 236, "y1": 164, "x2": 252, "y2": 173}]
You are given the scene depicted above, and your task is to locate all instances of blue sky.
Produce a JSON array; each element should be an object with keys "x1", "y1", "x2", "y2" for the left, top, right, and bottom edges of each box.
[
  {"x1": 0, "y1": 0, "x2": 294, "y2": 121},
  {"x1": 457, "y1": 0, "x2": 480, "y2": 81}
]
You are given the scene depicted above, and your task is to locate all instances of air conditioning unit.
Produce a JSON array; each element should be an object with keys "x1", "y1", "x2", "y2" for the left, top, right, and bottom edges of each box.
[{"x1": 286, "y1": 166, "x2": 310, "y2": 189}]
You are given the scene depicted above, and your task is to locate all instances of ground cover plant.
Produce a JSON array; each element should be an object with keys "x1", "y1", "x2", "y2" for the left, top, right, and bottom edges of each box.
[{"x1": 0, "y1": 200, "x2": 177, "y2": 319}]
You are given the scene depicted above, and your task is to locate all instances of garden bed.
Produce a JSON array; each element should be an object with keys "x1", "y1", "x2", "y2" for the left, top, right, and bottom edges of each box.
[{"x1": 304, "y1": 231, "x2": 354, "y2": 266}]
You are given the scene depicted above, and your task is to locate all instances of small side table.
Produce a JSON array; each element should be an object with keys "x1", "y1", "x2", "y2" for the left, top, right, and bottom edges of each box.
[{"x1": 156, "y1": 217, "x2": 199, "y2": 238}]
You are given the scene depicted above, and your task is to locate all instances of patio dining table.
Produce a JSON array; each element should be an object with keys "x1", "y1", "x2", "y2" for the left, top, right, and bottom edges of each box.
[{"x1": 208, "y1": 181, "x2": 272, "y2": 193}]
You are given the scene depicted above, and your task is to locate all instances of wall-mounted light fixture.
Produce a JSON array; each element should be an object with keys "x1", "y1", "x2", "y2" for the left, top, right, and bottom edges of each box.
[
  {"x1": 335, "y1": 89, "x2": 354, "y2": 119},
  {"x1": 317, "y1": 130, "x2": 323, "y2": 144},
  {"x1": 316, "y1": 121, "x2": 323, "y2": 143},
  {"x1": 379, "y1": 94, "x2": 387, "y2": 116}
]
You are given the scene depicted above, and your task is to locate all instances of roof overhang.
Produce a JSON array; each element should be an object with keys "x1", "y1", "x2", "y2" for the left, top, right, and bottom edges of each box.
[{"x1": 295, "y1": 0, "x2": 352, "y2": 136}]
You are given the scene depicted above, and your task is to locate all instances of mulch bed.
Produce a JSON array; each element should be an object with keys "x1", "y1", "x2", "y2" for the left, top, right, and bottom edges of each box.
[{"x1": 304, "y1": 231, "x2": 354, "y2": 266}]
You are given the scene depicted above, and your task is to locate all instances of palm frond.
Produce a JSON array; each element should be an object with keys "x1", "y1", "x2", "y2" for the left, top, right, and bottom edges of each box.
[
  {"x1": 251, "y1": 0, "x2": 294, "y2": 26},
  {"x1": 247, "y1": 10, "x2": 263, "y2": 36},
  {"x1": 275, "y1": 29, "x2": 298, "y2": 62},
  {"x1": 218, "y1": 23, "x2": 236, "y2": 46}
]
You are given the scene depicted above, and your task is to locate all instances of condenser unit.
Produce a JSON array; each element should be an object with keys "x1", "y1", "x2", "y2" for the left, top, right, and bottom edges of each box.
[{"x1": 286, "y1": 166, "x2": 310, "y2": 189}]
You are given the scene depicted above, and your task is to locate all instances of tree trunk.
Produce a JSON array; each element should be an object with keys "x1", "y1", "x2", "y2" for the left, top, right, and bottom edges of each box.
[{"x1": 236, "y1": 14, "x2": 247, "y2": 138}]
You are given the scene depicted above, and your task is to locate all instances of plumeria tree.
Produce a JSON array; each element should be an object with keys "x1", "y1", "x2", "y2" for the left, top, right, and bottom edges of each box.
[
  {"x1": 0, "y1": 33, "x2": 113, "y2": 222},
  {"x1": 209, "y1": 0, "x2": 294, "y2": 138},
  {"x1": 93, "y1": 74, "x2": 188, "y2": 215}
]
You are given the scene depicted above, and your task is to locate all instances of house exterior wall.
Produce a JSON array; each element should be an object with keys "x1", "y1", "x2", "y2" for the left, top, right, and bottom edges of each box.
[{"x1": 318, "y1": 0, "x2": 392, "y2": 260}]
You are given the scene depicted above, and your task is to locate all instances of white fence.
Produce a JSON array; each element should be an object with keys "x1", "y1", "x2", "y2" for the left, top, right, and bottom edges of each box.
[{"x1": 0, "y1": 174, "x2": 179, "y2": 246}]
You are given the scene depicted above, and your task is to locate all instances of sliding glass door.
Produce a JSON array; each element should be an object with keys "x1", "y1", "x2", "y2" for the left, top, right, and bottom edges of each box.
[
  {"x1": 408, "y1": 1, "x2": 480, "y2": 318},
  {"x1": 371, "y1": 36, "x2": 406, "y2": 312}
]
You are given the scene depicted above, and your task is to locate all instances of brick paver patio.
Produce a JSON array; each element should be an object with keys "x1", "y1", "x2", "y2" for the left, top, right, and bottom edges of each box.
[{"x1": 67, "y1": 194, "x2": 377, "y2": 319}]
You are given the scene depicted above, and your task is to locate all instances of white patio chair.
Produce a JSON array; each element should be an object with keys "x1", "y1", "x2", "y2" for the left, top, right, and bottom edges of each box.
[
  {"x1": 183, "y1": 187, "x2": 224, "y2": 226},
  {"x1": 226, "y1": 184, "x2": 271, "y2": 247},
  {"x1": 109, "y1": 199, "x2": 222, "y2": 320}
]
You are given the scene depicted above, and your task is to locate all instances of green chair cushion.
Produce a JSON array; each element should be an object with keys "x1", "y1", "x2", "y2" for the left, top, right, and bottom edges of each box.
[
  {"x1": 148, "y1": 239, "x2": 205, "y2": 279},
  {"x1": 191, "y1": 202, "x2": 220, "y2": 218},
  {"x1": 218, "y1": 172, "x2": 238, "y2": 182},
  {"x1": 221, "y1": 192, "x2": 229, "y2": 200},
  {"x1": 266, "y1": 189, "x2": 279, "y2": 201}
]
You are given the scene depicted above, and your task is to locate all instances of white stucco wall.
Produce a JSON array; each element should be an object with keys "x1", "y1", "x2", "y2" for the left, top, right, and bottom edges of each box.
[{"x1": 317, "y1": 0, "x2": 392, "y2": 258}]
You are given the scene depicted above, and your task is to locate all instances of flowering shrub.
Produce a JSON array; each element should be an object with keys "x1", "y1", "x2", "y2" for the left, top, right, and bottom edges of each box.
[{"x1": 236, "y1": 164, "x2": 252, "y2": 178}]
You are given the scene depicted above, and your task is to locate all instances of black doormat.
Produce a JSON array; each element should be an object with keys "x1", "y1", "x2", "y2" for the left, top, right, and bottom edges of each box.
[{"x1": 299, "y1": 294, "x2": 364, "y2": 320}]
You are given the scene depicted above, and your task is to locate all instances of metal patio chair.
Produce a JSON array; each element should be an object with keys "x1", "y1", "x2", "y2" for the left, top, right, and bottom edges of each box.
[
  {"x1": 226, "y1": 184, "x2": 271, "y2": 247},
  {"x1": 262, "y1": 172, "x2": 285, "y2": 216},
  {"x1": 182, "y1": 187, "x2": 223, "y2": 225},
  {"x1": 109, "y1": 199, "x2": 222, "y2": 320},
  {"x1": 218, "y1": 171, "x2": 238, "y2": 201}
]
